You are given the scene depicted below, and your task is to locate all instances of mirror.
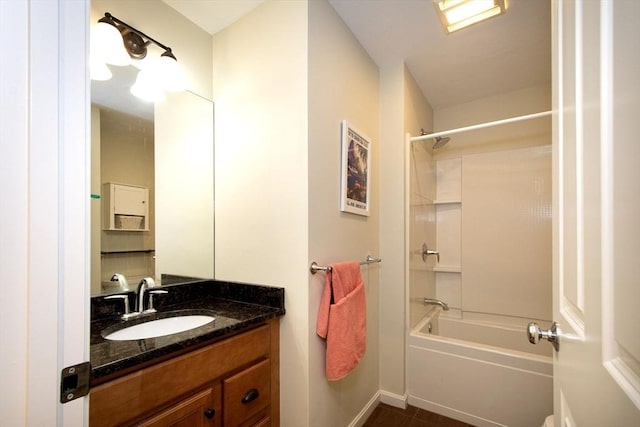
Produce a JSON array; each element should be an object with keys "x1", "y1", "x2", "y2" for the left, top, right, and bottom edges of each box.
[{"x1": 90, "y1": 2, "x2": 214, "y2": 296}]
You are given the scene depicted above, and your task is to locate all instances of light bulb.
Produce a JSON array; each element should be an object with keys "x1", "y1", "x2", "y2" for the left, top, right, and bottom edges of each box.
[
  {"x1": 90, "y1": 56, "x2": 112, "y2": 81},
  {"x1": 156, "y1": 54, "x2": 187, "y2": 92},
  {"x1": 91, "y1": 21, "x2": 130, "y2": 66},
  {"x1": 130, "y1": 68, "x2": 165, "y2": 103}
]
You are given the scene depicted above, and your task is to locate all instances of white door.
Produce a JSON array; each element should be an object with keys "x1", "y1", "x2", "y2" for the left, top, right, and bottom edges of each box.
[
  {"x1": 0, "y1": 1, "x2": 89, "y2": 425},
  {"x1": 551, "y1": 0, "x2": 640, "y2": 425}
]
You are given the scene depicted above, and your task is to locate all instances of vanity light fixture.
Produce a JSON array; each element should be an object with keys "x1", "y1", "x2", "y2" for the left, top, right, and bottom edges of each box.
[
  {"x1": 433, "y1": 0, "x2": 507, "y2": 34},
  {"x1": 91, "y1": 12, "x2": 186, "y2": 101}
]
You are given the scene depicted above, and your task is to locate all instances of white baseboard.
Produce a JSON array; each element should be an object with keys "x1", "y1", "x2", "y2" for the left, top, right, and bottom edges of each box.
[
  {"x1": 348, "y1": 391, "x2": 381, "y2": 427},
  {"x1": 379, "y1": 390, "x2": 408, "y2": 409},
  {"x1": 348, "y1": 389, "x2": 410, "y2": 426}
]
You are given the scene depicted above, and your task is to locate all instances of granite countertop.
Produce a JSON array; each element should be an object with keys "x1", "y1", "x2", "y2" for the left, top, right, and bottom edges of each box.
[{"x1": 90, "y1": 278, "x2": 285, "y2": 385}]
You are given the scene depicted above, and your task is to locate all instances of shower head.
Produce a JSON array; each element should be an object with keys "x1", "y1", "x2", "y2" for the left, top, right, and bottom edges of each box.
[
  {"x1": 419, "y1": 129, "x2": 451, "y2": 150},
  {"x1": 432, "y1": 136, "x2": 450, "y2": 149}
]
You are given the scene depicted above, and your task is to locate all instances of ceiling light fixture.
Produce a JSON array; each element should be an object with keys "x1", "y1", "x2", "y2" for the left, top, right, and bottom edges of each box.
[
  {"x1": 433, "y1": 0, "x2": 507, "y2": 34},
  {"x1": 91, "y1": 12, "x2": 186, "y2": 101}
]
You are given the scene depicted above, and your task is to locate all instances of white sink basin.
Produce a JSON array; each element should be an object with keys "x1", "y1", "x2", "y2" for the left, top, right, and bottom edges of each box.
[{"x1": 103, "y1": 315, "x2": 215, "y2": 341}]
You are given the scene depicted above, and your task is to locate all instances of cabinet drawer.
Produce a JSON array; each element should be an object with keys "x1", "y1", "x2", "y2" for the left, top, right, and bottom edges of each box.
[
  {"x1": 223, "y1": 359, "x2": 270, "y2": 427},
  {"x1": 136, "y1": 386, "x2": 221, "y2": 427}
]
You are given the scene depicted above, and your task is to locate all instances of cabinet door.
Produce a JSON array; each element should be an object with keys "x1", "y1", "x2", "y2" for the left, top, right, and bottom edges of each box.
[
  {"x1": 114, "y1": 184, "x2": 148, "y2": 216},
  {"x1": 223, "y1": 359, "x2": 270, "y2": 427},
  {"x1": 136, "y1": 388, "x2": 221, "y2": 427}
]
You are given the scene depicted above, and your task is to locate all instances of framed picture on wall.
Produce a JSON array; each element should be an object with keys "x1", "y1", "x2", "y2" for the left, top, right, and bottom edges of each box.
[{"x1": 340, "y1": 120, "x2": 371, "y2": 216}]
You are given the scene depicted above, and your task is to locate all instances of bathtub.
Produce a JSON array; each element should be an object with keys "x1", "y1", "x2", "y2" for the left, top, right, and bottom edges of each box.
[{"x1": 407, "y1": 309, "x2": 553, "y2": 427}]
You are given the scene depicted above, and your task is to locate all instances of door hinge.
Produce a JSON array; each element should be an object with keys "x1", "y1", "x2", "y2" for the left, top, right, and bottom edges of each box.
[{"x1": 60, "y1": 361, "x2": 91, "y2": 403}]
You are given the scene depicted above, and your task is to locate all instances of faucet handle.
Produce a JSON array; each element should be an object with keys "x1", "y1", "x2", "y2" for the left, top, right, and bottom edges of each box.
[
  {"x1": 139, "y1": 277, "x2": 157, "y2": 288},
  {"x1": 145, "y1": 289, "x2": 168, "y2": 314},
  {"x1": 105, "y1": 294, "x2": 137, "y2": 320}
]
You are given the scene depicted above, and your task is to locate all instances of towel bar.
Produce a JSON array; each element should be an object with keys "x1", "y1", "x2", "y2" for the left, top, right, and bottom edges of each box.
[{"x1": 310, "y1": 255, "x2": 382, "y2": 275}]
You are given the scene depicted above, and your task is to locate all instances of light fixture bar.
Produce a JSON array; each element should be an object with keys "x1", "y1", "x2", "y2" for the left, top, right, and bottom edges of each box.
[
  {"x1": 102, "y1": 12, "x2": 176, "y2": 59},
  {"x1": 92, "y1": 12, "x2": 187, "y2": 97}
]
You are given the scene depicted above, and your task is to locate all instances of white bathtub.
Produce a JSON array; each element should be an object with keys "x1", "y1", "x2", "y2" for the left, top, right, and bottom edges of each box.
[{"x1": 407, "y1": 309, "x2": 553, "y2": 427}]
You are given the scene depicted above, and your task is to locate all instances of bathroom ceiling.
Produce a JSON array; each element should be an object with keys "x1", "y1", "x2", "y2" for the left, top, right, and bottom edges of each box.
[
  {"x1": 164, "y1": 0, "x2": 551, "y2": 110},
  {"x1": 161, "y1": 0, "x2": 265, "y2": 34}
]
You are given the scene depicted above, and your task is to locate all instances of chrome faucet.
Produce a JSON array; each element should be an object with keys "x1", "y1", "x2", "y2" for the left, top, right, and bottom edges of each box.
[
  {"x1": 106, "y1": 277, "x2": 164, "y2": 320},
  {"x1": 423, "y1": 298, "x2": 449, "y2": 311},
  {"x1": 110, "y1": 273, "x2": 129, "y2": 291},
  {"x1": 136, "y1": 277, "x2": 157, "y2": 313}
]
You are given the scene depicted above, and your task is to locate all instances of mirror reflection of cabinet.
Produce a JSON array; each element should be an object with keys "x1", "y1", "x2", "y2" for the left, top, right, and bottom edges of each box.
[{"x1": 103, "y1": 183, "x2": 149, "y2": 231}]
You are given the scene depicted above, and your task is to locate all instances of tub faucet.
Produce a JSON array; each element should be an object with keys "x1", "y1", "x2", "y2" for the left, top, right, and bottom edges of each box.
[
  {"x1": 136, "y1": 277, "x2": 157, "y2": 313},
  {"x1": 424, "y1": 298, "x2": 449, "y2": 311}
]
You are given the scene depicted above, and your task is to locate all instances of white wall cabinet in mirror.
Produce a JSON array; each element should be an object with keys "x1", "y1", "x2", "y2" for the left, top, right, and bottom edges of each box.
[
  {"x1": 103, "y1": 183, "x2": 150, "y2": 231},
  {"x1": 90, "y1": 0, "x2": 214, "y2": 296}
]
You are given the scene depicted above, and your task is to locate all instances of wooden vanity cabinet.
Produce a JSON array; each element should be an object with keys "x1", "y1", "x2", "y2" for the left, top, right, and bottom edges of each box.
[{"x1": 90, "y1": 318, "x2": 279, "y2": 427}]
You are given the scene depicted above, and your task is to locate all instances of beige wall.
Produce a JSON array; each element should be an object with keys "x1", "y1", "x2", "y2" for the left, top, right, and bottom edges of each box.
[
  {"x1": 213, "y1": 1, "x2": 310, "y2": 425},
  {"x1": 433, "y1": 83, "x2": 551, "y2": 160},
  {"x1": 155, "y1": 91, "x2": 214, "y2": 280},
  {"x1": 215, "y1": 0, "x2": 384, "y2": 424},
  {"x1": 378, "y1": 62, "x2": 437, "y2": 404},
  {"x1": 308, "y1": 0, "x2": 380, "y2": 425},
  {"x1": 378, "y1": 62, "x2": 406, "y2": 402},
  {"x1": 99, "y1": 109, "x2": 155, "y2": 290}
]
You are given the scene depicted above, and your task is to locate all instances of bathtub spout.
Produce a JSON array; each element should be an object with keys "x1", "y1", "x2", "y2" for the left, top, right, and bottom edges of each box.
[{"x1": 424, "y1": 298, "x2": 449, "y2": 311}]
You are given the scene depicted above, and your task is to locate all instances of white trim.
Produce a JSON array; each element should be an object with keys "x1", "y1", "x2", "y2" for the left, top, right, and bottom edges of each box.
[
  {"x1": 59, "y1": 1, "x2": 90, "y2": 424},
  {"x1": 404, "y1": 132, "x2": 412, "y2": 387},
  {"x1": 574, "y1": 0, "x2": 585, "y2": 312},
  {"x1": 599, "y1": 0, "x2": 615, "y2": 370},
  {"x1": 0, "y1": 1, "x2": 29, "y2": 425},
  {"x1": 28, "y1": 1, "x2": 62, "y2": 422},
  {"x1": 348, "y1": 391, "x2": 381, "y2": 427},
  {"x1": 408, "y1": 395, "x2": 503, "y2": 427},
  {"x1": 599, "y1": 0, "x2": 640, "y2": 410},
  {"x1": 380, "y1": 390, "x2": 408, "y2": 409}
]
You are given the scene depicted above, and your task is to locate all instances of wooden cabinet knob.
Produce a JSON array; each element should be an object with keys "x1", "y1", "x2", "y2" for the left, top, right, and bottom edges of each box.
[{"x1": 204, "y1": 408, "x2": 215, "y2": 419}]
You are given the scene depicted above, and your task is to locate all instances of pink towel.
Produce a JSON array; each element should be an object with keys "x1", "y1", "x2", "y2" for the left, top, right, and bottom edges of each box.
[{"x1": 316, "y1": 261, "x2": 366, "y2": 381}]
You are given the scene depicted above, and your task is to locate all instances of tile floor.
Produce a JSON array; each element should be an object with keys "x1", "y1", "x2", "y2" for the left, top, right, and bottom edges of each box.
[{"x1": 362, "y1": 403, "x2": 475, "y2": 427}]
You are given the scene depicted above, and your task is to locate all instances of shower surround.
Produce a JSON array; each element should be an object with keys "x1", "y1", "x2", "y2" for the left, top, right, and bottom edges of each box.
[{"x1": 407, "y1": 108, "x2": 552, "y2": 425}]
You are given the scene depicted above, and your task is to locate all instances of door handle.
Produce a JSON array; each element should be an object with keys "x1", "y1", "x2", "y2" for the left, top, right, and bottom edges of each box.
[{"x1": 527, "y1": 321, "x2": 559, "y2": 351}]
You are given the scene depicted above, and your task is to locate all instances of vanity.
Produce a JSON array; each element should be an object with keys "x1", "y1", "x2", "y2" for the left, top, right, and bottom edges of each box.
[
  {"x1": 88, "y1": 4, "x2": 283, "y2": 425},
  {"x1": 90, "y1": 279, "x2": 285, "y2": 427}
]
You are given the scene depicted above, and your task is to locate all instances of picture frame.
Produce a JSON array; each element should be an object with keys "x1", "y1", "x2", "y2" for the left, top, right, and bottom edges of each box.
[{"x1": 340, "y1": 120, "x2": 371, "y2": 216}]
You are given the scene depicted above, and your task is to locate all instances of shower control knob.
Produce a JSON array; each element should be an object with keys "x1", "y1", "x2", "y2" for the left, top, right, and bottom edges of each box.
[
  {"x1": 527, "y1": 322, "x2": 559, "y2": 352},
  {"x1": 421, "y1": 243, "x2": 440, "y2": 263}
]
